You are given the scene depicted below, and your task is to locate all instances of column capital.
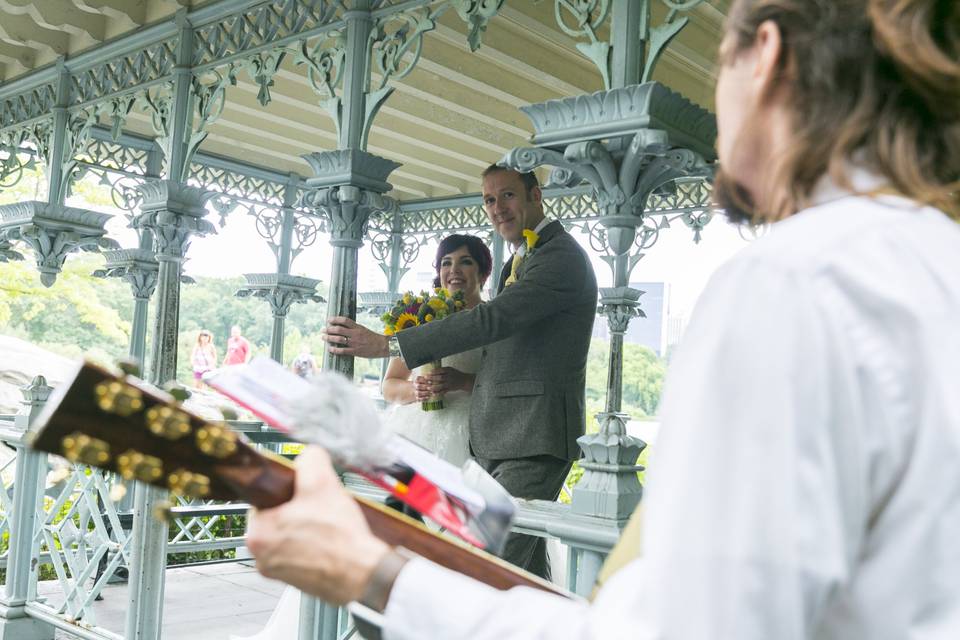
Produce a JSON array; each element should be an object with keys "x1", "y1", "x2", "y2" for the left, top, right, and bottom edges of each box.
[
  {"x1": 236, "y1": 273, "x2": 325, "y2": 317},
  {"x1": 133, "y1": 180, "x2": 216, "y2": 259},
  {"x1": 93, "y1": 248, "x2": 161, "y2": 299},
  {"x1": 301, "y1": 149, "x2": 400, "y2": 247}
]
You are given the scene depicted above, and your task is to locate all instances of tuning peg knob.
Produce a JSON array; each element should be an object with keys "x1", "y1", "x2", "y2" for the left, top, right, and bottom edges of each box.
[
  {"x1": 196, "y1": 424, "x2": 238, "y2": 458},
  {"x1": 95, "y1": 381, "x2": 144, "y2": 417},
  {"x1": 61, "y1": 432, "x2": 111, "y2": 467},
  {"x1": 116, "y1": 449, "x2": 164, "y2": 483},
  {"x1": 145, "y1": 406, "x2": 192, "y2": 440},
  {"x1": 167, "y1": 468, "x2": 211, "y2": 498},
  {"x1": 116, "y1": 358, "x2": 142, "y2": 378}
]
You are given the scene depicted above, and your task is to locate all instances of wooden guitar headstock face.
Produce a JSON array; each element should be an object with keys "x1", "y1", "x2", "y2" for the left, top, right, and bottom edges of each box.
[{"x1": 28, "y1": 361, "x2": 294, "y2": 509}]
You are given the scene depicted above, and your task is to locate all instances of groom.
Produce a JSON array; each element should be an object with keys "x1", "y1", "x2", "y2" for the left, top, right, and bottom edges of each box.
[{"x1": 324, "y1": 165, "x2": 598, "y2": 579}]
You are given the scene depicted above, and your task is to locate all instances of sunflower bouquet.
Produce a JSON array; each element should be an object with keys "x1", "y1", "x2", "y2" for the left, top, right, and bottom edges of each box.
[{"x1": 382, "y1": 287, "x2": 466, "y2": 411}]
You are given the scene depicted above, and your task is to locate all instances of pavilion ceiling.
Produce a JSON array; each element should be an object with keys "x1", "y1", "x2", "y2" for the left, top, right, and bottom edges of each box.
[{"x1": 0, "y1": 0, "x2": 728, "y2": 201}]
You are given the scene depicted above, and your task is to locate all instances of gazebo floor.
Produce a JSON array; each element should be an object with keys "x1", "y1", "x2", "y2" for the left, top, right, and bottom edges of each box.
[{"x1": 38, "y1": 561, "x2": 284, "y2": 639}]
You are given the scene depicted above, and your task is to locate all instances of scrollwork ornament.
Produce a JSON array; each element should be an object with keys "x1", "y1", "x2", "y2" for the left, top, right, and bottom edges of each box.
[
  {"x1": 231, "y1": 48, "x2": 287, "y2": 107},
  {"x1": 449, "y1": 0, "x2": 505, "y2": 52},
  {"x1": 295, "y1": 33, "x2": 346, "y2": 100},
  {"x1": 371, "y1": 9, "x2": 437, "y2": 90},
  {"x1": 0, "y1": 238, "x2": 24, "y2": 262},
  {"x1": 292, "y1": 213, "x2": 320, "y2": 252},
  {"x1": 555, "y1": 0, "x2": 611, "y2": 88},
  {"x1": 681, "y1": 210, "x2": 713, "y2": 244},
  {"x1": 0, "y1": 149, "x2": 29, "y2": 189}
]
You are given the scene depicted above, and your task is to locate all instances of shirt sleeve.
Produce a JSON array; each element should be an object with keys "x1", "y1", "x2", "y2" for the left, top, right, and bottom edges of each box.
[{"x1": 381, "y1": 252, "x2": 866, "y2": 640}]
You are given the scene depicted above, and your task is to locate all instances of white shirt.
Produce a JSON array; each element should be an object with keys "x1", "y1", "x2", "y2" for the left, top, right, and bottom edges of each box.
[
  {"x1": 383, "y1": 180, "x2": 960, "y2": 640},
  {"x1": 515, "y1": 216, "x2": 554, "y2": 258}
]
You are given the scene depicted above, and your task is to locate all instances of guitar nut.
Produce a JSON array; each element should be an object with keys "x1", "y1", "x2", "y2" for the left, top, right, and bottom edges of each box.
[
  {"x1": 145, "y1": 406, "x2": 192, "y2": 440},
  {"x1": 94, "y1": 381, "x2": 144, "y2": 417}
]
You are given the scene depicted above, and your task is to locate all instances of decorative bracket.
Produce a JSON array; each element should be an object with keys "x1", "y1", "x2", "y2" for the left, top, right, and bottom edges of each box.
[
  {"x1": 0, "y1": 201, "x2": 117, "y2": 287},
  {"x1": 236, "y1": 273, "x2": 325, "y2": 317}
]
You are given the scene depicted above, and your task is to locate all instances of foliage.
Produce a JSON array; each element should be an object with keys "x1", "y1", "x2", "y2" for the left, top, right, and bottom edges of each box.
[{"x1": 0, "y1": 253, "x2": 132, "y2": 365}]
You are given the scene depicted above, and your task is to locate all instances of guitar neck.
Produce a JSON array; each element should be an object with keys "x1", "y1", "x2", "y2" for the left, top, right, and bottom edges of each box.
[{"x1": 27, "y1": 360, "x2": 570, "y2": 599}]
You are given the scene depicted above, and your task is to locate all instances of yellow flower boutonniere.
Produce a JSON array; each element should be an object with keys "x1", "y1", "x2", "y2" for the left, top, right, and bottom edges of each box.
[{"x1": 522, "y1": 229, "x2": 539, "y2": 253}]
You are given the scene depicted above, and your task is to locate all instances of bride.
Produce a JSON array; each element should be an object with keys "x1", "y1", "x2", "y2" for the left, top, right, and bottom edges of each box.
[
  {"x1": 381, "y1": 233, "x2": 491, "y2": 467},
  {"x1": 233, "y1": 234, "x2": 492, "y2": 640}
]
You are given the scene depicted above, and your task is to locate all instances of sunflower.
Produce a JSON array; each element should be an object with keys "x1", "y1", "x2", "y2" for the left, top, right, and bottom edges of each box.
[
  {"x1": 383, "y1": 326, "x2": 395, "y2": 336},
  {"x1": 394, "y1": 312, "x2": 420, "y2": 331}
]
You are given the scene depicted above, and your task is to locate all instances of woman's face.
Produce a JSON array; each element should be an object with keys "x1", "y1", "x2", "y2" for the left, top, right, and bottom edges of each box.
[
  {"x1": 200, "y1": 334, "x2": 210, "y2": 343},
  {"x1": 439, "y1": 245, "x2": 483, "y2": 297}
]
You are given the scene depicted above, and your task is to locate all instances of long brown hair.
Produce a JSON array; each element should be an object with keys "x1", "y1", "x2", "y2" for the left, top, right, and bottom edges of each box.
[{"x1": 722, "y1": 0, "x2": 960, "y2": 222}]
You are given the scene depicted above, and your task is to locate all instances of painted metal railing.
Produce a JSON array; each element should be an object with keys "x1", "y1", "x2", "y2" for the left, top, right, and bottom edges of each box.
[{"x1": 0, "y1": 381, "x2": 619, "y2": 639}]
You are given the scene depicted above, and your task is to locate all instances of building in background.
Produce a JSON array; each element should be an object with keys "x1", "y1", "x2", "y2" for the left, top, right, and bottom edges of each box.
[{"x1": 593, "y1": 282, "x2": 677, "y2": 356}]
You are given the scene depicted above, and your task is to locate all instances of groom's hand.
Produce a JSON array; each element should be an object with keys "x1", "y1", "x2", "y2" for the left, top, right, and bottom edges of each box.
[{"x1": 322, "y1": 316, "x2": 390, "y2": 358}]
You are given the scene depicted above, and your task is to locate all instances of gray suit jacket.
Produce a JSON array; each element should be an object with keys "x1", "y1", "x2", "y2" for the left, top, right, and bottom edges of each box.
[{"x1": 396, "y1": 221, "x2": 597, "y2": 461}]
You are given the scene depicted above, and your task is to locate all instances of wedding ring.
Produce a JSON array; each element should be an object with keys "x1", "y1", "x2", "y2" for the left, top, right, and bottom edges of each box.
[{"x1": 344, "y1": 335, "x2": 349, "y2": 346}]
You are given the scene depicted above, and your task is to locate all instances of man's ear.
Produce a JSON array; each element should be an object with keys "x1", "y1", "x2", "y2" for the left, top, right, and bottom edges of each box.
[
  {"x1": 529, "y1": 185, "x2": 543, "y2": 204},
  {"x1": 753, "y1": 19, "x2": 786, "y2": 102}
]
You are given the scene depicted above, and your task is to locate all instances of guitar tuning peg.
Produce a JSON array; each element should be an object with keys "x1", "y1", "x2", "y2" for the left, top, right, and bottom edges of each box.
[
  {"x1": 162, "y1": 381, "x2": 192, "y2": 403},
  {"x1": 196, "y1": 424, "x2": 238, "y2": 458},
  {"x1": 145, "y1": 406, "x2": 192, "y2": 440},
  {"x1": 219, "y1": 406, "x2": 238, "y2": 421},
  {"x1": 116, "y1": 358, "x2": 142, "y2": 378},
  {"x1": 152, "y1": 500, "x2": 174, "y2": 523},
  {"x1": 167, "y1": 468, "x2": 211, "y2": 498},
  {"x1": 95, "y1": 381, "x2": 144, "y2": 417},
  {"x1": 116, "y1": 449, "x2": 164, "y2": 482},
  {"x1": 61, "y1": 432, "x2": 111, "y2": 467}
]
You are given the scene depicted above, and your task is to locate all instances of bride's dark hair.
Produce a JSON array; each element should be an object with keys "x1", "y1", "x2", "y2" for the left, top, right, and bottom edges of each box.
[
  {"x1": 718, "y1": 0, "x2": 960, "y2": 222},
  {"x1": 432, "y1": 234, "x2": 493, "y2": 290}
]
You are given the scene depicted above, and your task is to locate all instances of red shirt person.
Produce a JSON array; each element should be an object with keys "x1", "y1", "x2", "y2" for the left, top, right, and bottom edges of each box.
[{"x1": 222, "y1": 325, "x2": 251, "y2": 366}]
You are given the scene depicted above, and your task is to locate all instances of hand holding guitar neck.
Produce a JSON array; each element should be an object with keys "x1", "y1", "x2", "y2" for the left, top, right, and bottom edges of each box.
[{"x1": 26, "y1": 360, "x2": 571, "y2": 599}]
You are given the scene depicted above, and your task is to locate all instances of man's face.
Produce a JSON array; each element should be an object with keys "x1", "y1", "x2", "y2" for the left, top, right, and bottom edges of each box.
[{"x1": 482, "y1": 170, "x2": 544, "y2": 246}]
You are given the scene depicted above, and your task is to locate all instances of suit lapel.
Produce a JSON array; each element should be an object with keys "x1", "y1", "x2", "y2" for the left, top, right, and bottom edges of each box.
[{"x1": 497, "y1": 257, "x2": 512, "y2": 294}]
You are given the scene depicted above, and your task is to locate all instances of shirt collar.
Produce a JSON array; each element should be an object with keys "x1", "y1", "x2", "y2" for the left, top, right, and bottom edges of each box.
[{"x1": 515, "y1": 217, "x2": 553, "y2": 257}]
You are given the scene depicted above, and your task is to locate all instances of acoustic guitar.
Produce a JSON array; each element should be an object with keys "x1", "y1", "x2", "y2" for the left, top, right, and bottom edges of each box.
[{"x1": 26, "y1": 360, "x2": 571, "y2": 599}]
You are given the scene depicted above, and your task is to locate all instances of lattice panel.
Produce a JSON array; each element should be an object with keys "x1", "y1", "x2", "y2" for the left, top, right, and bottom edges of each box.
[
  {"x1": 0, "y1": 449, "x2": 16, "y2": 567},
  {"x1": 193, "y1": 0, "x2": 340, "y2": 67},
  {"x1": 0, "y1": 83, "x2": 57, "y2": 130},
  {"x1": 647, "y1": 179, "x2": 714, "y2": 212},
  {"x1": 70, "y1": 40, "x2": 178, "y2": 106},
  {"x1": 39, "y1": 464, "x2": 131, "y2": 625},
  {"x1": 78, "y1": 137, "x2": 150, "y2": 176},
  {"x1": 189, "y1": 162, "x2": 287, "y2": 206},
  {"x1": 168, "y1": 496, "x2": 246, "y2": 549}
]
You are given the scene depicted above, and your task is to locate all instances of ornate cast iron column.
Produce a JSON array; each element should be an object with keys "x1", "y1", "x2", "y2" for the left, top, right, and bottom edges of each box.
[
  {"x1": 124, "y1": 14, "x2": 222, "y2": 640},
  {"x1": 0, "y1": 377, "x2": 54, "y2": 640},
  {"x1": 303, "y1": 150, "x2": 399, "y2": 377}
]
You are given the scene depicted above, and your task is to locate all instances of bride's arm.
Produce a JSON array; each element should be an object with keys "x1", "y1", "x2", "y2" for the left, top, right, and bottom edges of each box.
[{"x1": 382, "y1": 357, "x2": 418, "y2": 404}]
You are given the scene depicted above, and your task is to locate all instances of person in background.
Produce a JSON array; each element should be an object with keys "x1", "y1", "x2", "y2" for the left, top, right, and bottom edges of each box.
[
  {"x1": 291, "y1": 348, "x2": 317, "y2": 379},
  {"x1": 223, "y1": 325, "x2": 251, "y2": 366},
  {"x1": 190, "y1": 329, "x2": 217, "y2": 389}
]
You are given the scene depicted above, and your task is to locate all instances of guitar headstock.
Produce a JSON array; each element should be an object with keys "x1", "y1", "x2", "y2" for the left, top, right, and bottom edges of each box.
[{"x1": 27, "y1": 360, "x2": 294, "y2": 509}]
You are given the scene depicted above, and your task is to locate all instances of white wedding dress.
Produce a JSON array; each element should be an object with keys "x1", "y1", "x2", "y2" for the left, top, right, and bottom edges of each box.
[
  {"x1": 232, "y1": 349, "x2": 480, "y2": 640},
  {"x1": 388, "y1": 347, "x2": 481, "y2": 467}
]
